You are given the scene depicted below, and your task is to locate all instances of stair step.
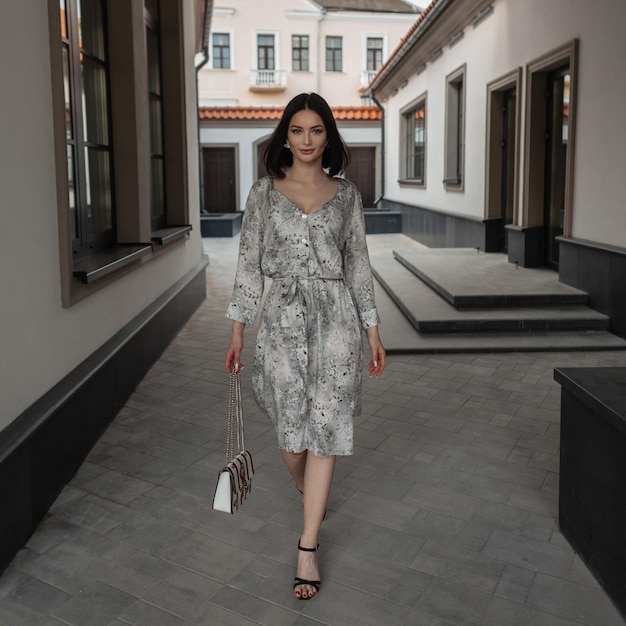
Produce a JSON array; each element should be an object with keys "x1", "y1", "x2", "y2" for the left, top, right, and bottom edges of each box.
[
  {"x1": 364, "y1": 234, "x2": 626, "y2": 354},
  {"x1": 372, "y1": 256, "x2": 609, "y2": 334},
  {"x1": 393, "y1": 248, "x2": 589, "y2": 308},
  {"x1": 372, "y1": 278, "x2": 626, "y2": 354}
]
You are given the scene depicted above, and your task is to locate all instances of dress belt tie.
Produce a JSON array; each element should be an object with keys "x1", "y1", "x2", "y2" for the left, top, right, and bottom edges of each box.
[{"x1": 274, "y1": 276, "x2": 343, "y2": 328}]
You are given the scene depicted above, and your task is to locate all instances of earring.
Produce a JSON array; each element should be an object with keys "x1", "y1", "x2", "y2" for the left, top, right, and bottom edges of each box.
[{"x1": 284, "y1": 140, "x2": 290, "y2": 149}]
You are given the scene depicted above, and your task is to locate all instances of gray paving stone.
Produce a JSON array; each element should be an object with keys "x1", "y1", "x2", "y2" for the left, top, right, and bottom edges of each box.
[
  {"x1": 118, "y1": 600, "x2": 185, "y2": 624},
  {"x1": 51, "y1": 581, "x2": 136, "y2": 625},
  {"x1": 2, "y1": 235, "x2": 625, "y2": 625}
]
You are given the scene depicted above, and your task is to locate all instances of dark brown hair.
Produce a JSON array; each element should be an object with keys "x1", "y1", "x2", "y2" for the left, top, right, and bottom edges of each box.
[{"x1": 263, "y1": 93, "x2": 350, "y2": 178}]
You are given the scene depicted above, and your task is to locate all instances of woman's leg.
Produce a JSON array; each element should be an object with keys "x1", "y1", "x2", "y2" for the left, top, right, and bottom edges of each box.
[
  {"x1": 301, "y1": 453, "x2": 335, "y2": 545},
  {"x1": 280, "y1": 449, "x2": 307, "y2": 494},
  {"x1": 295, "y1": 452, "x2": 336, "y2": 599}
]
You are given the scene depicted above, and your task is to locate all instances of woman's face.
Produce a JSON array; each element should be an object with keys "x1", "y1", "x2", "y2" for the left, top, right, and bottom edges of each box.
[{"x1": 286, "y1": 108, "x2": 328, "y2": 166}]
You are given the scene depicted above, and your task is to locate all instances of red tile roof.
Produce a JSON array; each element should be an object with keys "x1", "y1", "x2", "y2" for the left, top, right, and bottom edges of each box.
[{"x1": 199, "y1": 106, "x2": 382, "y2": 121}]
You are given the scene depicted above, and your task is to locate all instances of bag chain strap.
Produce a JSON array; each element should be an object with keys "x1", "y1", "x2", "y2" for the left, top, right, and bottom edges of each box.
[{"x1": 226, "y1": 369, "x2": 245, "y2": 463}]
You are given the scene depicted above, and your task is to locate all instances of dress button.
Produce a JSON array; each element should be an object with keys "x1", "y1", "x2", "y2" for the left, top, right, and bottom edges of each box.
[
  {"x1": 301, "y1": 238, "x2": 307, "y2": 244},
  {"x1": 302, "y1": 214, "x2": 308, "y2": 220}
]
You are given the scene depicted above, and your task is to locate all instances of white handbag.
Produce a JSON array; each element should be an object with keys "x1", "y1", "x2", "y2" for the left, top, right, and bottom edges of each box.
[{"x1": 212, "y1": 370, "x2": 254, "y2": 513}]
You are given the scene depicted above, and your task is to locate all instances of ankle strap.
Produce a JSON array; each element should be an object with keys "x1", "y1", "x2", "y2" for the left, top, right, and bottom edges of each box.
[{"x1": 298, "y1": 540, "x2": 319, "y2": 552}]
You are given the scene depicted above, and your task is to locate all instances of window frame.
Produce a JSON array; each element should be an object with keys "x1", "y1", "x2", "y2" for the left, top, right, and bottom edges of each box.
[
  {"x1": 256, "y1": 32, "x2": 276, "y2": 71},
  {"x1": 444, "y1": 64, "x2": 466, "y2": 190},
  {"x1": 48, "y1": 0, "x2": 193, "y2": 306},
  {"x1": 325, "y1": 36, "x2": 343, "y2": 72},
  {"x1": 211, "y1": 32, "x2": 231, "y2": 70},
  {"x1": 366, "y1": 36, "x2": 384, "y2": 73},
  {"x1": 145, "y1": 0, "x2": 166, "y2": 231},
  {"x1": 399, "y1": 93, "x2": 427, "y2": 187},
  {"x1": 61, "y1": 0, "x2": 116, "y2": 259},
  {"x1": 292, "y1": 34, "x2": 309, "y2": 72}
]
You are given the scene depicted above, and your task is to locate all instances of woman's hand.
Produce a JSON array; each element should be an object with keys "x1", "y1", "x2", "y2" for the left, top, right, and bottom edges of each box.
[
  {"x1": 225, "y1": 321, "x2": 245, "y2": 373},
  {"x1": 366, "y1": 326, "x2": 386, "y2": 378}
]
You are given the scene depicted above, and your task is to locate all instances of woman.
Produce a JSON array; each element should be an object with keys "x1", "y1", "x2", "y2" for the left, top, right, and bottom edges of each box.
[{"x1": 225, "y1": 93, "x2": 385, "y2": 600}]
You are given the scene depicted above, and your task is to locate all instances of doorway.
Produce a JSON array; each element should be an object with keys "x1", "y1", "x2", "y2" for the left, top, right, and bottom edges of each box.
[
  {"x1": 202, "y1": 146, "x2": 236, "y2": 213},
  {"x1": 543, "y1": 68, "x2": 570, "y2": 268},
  {"x1": 522, "y1": 39, "x2": 578, "y2": 269},
  {"x1": 485, "y1": 70, "x2": 521, "y2": 253},
  {"x1": 345, "y1": 146, "x2": 376, "y2": 207}
]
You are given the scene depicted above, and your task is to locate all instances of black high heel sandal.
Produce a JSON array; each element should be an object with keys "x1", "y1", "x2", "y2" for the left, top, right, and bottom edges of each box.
[
  {"x1": 293, "y1": 541, "x2": 321, "y2": 600},
  {"x1": 297, "y1": 488, "x2": 327, "y2": 521}
]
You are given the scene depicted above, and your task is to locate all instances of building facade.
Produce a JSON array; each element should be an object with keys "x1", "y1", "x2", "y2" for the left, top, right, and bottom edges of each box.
[
  {"x1": 0, "y1": 0, "x2": 212, "y2": 573},
  {"x1": 369, "y1": 0, "x2": 626, "y2": 337},
  {"x1": 198, "y1": 0, "x2": 419, "y2": 211}
]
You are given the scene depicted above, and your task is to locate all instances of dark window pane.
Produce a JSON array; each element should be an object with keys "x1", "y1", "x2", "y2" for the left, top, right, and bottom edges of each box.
[
  {"x1": 81, "y1": 58, "x2": 109, "y2": 145},
  {"x1": 67, "y1": 145, "x2": 78, "y2": 240},
  {"x1": 85, "y1": 146, "x2": 113, "y2": 235},
  {"x1": 147, "y1": 27, "x2": 161, "y2": 95},
  {"x1": 62, "y1": 46, "x2": 73, "y2": 139},
  {"x1": 59, "y1": 0, "x2": 68, "y2": 39},
  {"x1": 149, "y1": 95, "x2": 163, "y2": 154},
  {"x1": 405, "y1": 101, "x2": 426, "y2": 180},
  {"x1": 151, "y1": 157, "x2": 165, "y2": 222},
  {"x1": 77, "y1": 0, "x2": 105, "y2": 61},
  {"x1": 144, "y1": 0, "x2": 159, "y2": 18}
]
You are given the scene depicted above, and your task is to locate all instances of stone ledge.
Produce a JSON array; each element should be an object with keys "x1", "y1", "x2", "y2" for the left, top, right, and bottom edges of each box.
[{"x1": 200, "y1": 213, "x2": 242, "y2": 237}]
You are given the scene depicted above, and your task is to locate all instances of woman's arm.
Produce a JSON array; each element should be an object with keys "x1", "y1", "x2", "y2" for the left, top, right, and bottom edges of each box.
[
  {"x1": 366, "y1": 325, "x2": 386, "y2": 378},
  {"x1": 225, "y1": 320, "x2": 245, "y2": 373}
]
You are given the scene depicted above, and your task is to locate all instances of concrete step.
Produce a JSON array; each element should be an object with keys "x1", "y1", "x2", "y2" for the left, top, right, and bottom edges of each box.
[
  {"x1": 372, "y1": 255, "x2": 609, "y2": 334},
  {"x1": 393, "y1": 247, "x2": 589, "y2": 308},
  {"x1": 372, "y1": 277, "x2": 626, "y2": 354},
  {"x1": 365, "y1": 234, "x2": 626, "y2": 354}
]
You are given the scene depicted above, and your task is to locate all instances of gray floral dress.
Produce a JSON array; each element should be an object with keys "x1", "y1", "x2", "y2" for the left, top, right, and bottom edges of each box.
[{"x1": 226, "y1": 176, "x2": 380, "y2": 457}]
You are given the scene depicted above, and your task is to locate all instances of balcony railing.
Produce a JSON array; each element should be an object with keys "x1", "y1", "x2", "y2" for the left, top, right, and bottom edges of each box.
[
  {"x1": 361, "y1": 70, "x2": 378, "y2": 88},
  {"x1": 249, "y1": 69, "x2": 287, "y2": 91}
]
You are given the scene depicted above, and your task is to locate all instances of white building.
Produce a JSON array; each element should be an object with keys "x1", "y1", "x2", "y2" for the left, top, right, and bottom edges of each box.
[
  {"x1": 198, "y1": 0, "x2": 420, "y2": 211},
  {"x1": 0, "y1": 0, "x2": 212, "y2": 573},
  {"x1": 368, "y1": 0, "x2": 626, "y2": 338}
]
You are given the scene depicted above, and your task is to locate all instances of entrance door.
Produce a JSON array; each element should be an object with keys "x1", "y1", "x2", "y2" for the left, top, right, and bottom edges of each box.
[
  {"x1": 543, "y1": 68, "x2": 570, "y2": 268},
  {"x1": 345, "y1": 147, "x2": 376, "y2": 207},
  {"x1": 202, "y1": 147, "x2": 236, "y2": 213}
]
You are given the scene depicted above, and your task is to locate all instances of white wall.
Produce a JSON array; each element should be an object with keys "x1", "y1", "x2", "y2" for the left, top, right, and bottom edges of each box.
[
  {"x1": 382, "y1": 0, "x2": 626, "y2": 248},
  {"x1": 0, "y1": 0, "x2": 204, "y2": 429},
  {"x1": 201, "y1": 123, "x2": 381, "y2": 209},
  {"x1": 201, "y1": 0, "x2": 418, "y2": 107}
]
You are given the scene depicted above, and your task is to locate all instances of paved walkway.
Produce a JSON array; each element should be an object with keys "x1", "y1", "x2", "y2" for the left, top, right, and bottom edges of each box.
[{"x1": 1, "y1": 235, "x2": 626, "y2": 625}]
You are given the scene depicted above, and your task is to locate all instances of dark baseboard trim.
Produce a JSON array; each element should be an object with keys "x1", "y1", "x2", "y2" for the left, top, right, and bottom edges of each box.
[
  {"x1": 381, "y1": 199, "x2": 489, "y2": 250},
  {"x1": 0, "y1": 258, "x2": 208, "y2": 574},
  {"x1": 559, "y1": 237, "x2": 626, "y2": 339}
]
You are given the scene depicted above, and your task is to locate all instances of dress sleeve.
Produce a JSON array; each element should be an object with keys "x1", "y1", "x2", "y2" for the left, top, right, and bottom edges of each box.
[
  {"x1": 225, "y1": 182, "x2": 265, "y2": 325},
  {"x1": 343, "y1": 184, "x2": 381, "y2": 329}
]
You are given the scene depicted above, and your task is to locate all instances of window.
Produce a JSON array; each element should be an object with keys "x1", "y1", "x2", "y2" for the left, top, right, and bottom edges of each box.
[
  {"x1": 325, "y1": 36, "x2": 342, "y2": 72},
  {"x1": 212, "y1": 33, "x2": 231, "y2": 69},
  {"x1": 61, "y1": 0, "x2": 115, "y2": 258},
  {"x1": 257, "y1": 34, "x2": 275, "y2": 70},
  {"x1": 444, "y1": 65, "x2": 466, "y2": 188},
  {"x1": 366, "y1": 37, "x2": 383, "y2": 72},
  {"x1": 52, "y1": 0, "x2": 193, "y2": 302},
  {"x1": 402, "y1": 97, "x2": 426, "y2": 183},
  {"x1": 145, "y1": 0, "x2": 165, "y2": 229},
  {"x1": 292, "y1": 35, "x2": 309, "y2": 71}
]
